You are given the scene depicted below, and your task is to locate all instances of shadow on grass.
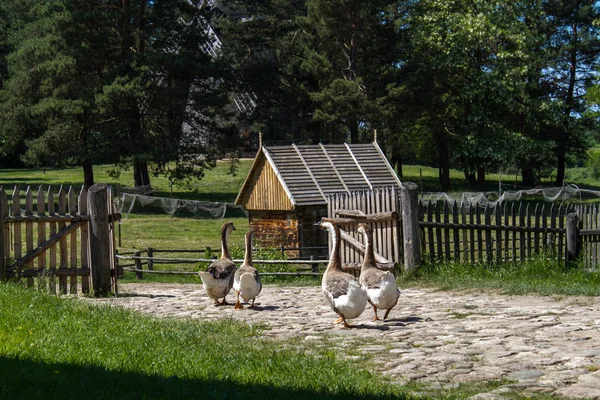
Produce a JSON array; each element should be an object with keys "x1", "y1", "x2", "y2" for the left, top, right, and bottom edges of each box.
[{"x1": 0, "y1": 357, "x2": 406, "y2": 400}]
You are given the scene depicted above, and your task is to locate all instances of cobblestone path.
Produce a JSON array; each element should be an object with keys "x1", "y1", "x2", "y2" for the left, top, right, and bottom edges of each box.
[{"x1": 89, "y1": 283, "x2": 600, "y2": 399}]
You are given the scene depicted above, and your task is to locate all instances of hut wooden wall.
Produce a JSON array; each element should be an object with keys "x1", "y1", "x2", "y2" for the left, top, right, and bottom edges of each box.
[
  {"x1": 240, "y1": 156, "x2": 293, "y2": 211},
  {"x1": 249, "y1": 210, "x2": 299, "y2": 256}
]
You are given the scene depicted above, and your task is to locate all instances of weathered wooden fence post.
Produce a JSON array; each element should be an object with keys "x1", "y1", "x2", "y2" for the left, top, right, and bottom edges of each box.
[
  {"x1": 147, "y1": 247, "x2": 154, "y2": 270},
  {"x1": 566, "y1": 212, "x2": 580, "y2": 266},
  {"x1": 401, "y1": 182, "x2": 421, "y2": 273},
  {"x1": 0, "y1": 188, "x2": 6, "y2": 281},
  {"x1": 135, "y1": 251, "x2": 143, "y2": 280},
  {"x1": 88, "y1": 183, "x2": 112, "y2": 296}
]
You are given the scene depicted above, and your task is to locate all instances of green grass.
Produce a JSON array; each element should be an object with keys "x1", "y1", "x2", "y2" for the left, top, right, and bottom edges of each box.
[
  {"x1": 0, "y1": 283, "x2": 408, "y2": 400},
  {"x1": 402, "y1": 256, "x2": 600, "y2": 296},
  {"x1": 0, "y1": 159, "x2": 254, "y2": 202}
]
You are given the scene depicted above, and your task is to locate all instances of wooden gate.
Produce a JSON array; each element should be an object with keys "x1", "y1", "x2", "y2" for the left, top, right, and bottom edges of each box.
[
  {"x1": 0, "y1": 183, "x2": 117, "y2": 295},
  {"x1": 326, "y1": 186, "x2": 402, "y2": 269}
]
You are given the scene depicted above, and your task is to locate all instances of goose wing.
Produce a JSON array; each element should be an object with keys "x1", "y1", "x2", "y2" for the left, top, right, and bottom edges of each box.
[
  {"x1": 324, "y1": 272, "x2": 355, "y2": 299},
  {"x1": 206, "y1": 259, "x2": 236, "y2": 280},
  {"x1": 360, "y1": 268, "x2": 386, "y2": 289}
]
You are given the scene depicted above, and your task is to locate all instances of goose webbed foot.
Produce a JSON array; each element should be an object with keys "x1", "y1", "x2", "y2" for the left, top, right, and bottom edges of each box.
[
  {"x1": 372, "y1": 304, "x2": 380, "y2": 321},
  {"x1": 383, "y1": 299, "x2": 398, "y2": 321},
  {"x1": 234, "y1": 292, "x2": 244, "y2": 310}
]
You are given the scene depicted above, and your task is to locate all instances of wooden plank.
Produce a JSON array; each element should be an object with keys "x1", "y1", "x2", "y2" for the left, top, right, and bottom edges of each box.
[
  {"x1": 558, "y1": 204, "x2": 564, "y2": 263},
  {"x1": 534, "y1": 204, "x2": 540, "y2": 254},
  {"x1": 443, "y1": 202, "x2": 450, "y2": 260},
  {"x1": 37, "y1": 187, "x2": 47, "y2": 290},
  {"x1": 476, "y1": 204, "x2": 483, "y2": 262},
  {"x1": 525, "y1": 204, "x2": 531, "y2": 259},
  {"x1": 511, "y1": 203, "x2": 517, "y2": 263},
  {"x1": 502, "y1": 202, "x2": 508, "y2": 262},
  {"x1": 25, "y1": 187, "x2": 34, "y2": 287},
  {"x1": 58, "y1": 186, "x2": 68, "y2": 294},
  {"x1": 496, "y1": 204, "x2": 502, "y2": 263},
  {"x1": 469, "y1": 204, "x2": 475, "y2": 263},
  {"x1": 69, "y1": 187, "x2": 77, "y2": 294},
  {"x1": 427, "y1": 201, "x2": 435, "y2": 261},
  {"x1": 435, "y1": 202, "x2": 443, "y2": 261},
  {"x1": 541, "y1": 205, "x2": 547, "y2": 254},
  {"x1": 0, "y1": 188, "x2": 7, "y2": 281},
  {"x1": 392, "y1": 188, "x2": 400, "y2": 263},
  {"x1": 461, "y1": 202, "x2": 468, "y2": 263},
  {"x1": 48, "y1": 187, "x2": 56, "y2": 294},
  {"x1": 79, "y1": 186, "x2": 89, "y2": 294},
  {"x1": 385, "y1": 187, "x2": 393, "y2": 262},
  {"x1": 452, "y1": 202, "x2": 459, "y2": 261},
  {"x1": 519, "y1": 203, "x2": 525, "y2": 262},
  {"x1": 549, "y1": 204, "x2": 556, "y2": 258},
  {"x1": 484, "y1": 205, "x2": 492, "y2": 264},
  {"x1": 12, "y1": 186, "x2": 22, "y2": 276}
]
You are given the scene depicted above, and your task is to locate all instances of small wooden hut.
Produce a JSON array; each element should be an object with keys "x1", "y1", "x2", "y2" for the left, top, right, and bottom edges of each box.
[{"x1": 235, "y1": 141, "x2": 402, "y2": 257}]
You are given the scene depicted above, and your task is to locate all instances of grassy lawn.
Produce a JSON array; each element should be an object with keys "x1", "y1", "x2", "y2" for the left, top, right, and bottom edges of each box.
[
  {"x1": 403, "y1": 257, "x2": 600, "y2": 296},
  {"x1": 0, "y1": 283, "x2": 408, "y2": 400}
]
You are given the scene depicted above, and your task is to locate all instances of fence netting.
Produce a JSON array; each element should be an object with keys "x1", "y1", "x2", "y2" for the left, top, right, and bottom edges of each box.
[
  {"x1": 420, "y1": 184, "x2": 600, "y2": 207},
  {"x1": 114, "y1": 192, "x2": 248, "y2": 224}
]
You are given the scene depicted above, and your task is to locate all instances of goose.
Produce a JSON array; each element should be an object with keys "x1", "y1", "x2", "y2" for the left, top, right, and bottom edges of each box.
[
  {"x1": 198, "y1": 221, "x2": 237, "y2": 306},
  {"x1": 358, "y1": 223, "x2": 400, "y2": 321},
  {"x1": 319, "y1": 218, "x2": 368, "y2": 328},
  {"x1": 233, "y1": 230, "x2": 262, "y2": 310}
]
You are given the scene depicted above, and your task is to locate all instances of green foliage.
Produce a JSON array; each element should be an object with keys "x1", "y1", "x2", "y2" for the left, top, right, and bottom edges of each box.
[{"x1": 585, "y1": 147, "x2": 600, "y2": 179}]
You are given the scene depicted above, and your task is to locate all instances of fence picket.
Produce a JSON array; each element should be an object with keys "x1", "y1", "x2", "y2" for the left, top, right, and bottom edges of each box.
[
  {"x1": 79, "y1": 186, "x2": 89, "y2": 293},
  {"x1": 510, "y1": 203, "x2": 516, "y2": 263},
  {"x1": 69, "y1": 187, "x2": 78, "y2": 294},
  {"x1": 48, "y1": 187, "x2": 56, "y2": 294},
  {"x1": 443, "y1": 202, "x2": 450, "y2": 260},
  {"x1": 484, "y1": 205, "x2": 492, "y2": 264},
  {"x1": 435, "y1": 202, "x2": 443, "y2": 261},
  {"x1": 427, "y1": 201, "x2": 435, "y2": 260},
  {"x1": 469, "y1": 204, "x2": 475, "y2": 263},
  {"x1": 496, "y1": 204, "x2": 502, "y2": 263},
  {"x1": 461, "y1": 203, "x2": 468, "y2": 263},
  {"x1": 25, "y1": 187, "x2": 34, "y2": 287},
  {"x1": 12, "y1": 186, "x2": 22, "y2": 273},
  {"x1": 37, "y1": 187, "x2": 46, "y2": 290},
  {"x1": 58, "y1": 186, "x2": 68, "y2": 294},
  {"x1": 558, "y1": 204, "x2": 564, "y2": 263},
  {"x1": 452, "y1": 202, "x2": 459, "y2": 261},
  {"x1": 476, "y1": 204, "x2": 483, "y2": 262}
]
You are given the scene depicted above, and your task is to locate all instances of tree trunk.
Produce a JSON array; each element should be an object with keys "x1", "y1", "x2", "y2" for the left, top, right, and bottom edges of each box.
[
  {"x1": 82, "y1": 161, "x2": 94, "y2": 189},
  {"x1": 463, "y1": 168, "x2": 476, "y2": 187},
  {"x1": 133, "y1": 161, "x2": 152, "y2": 192},
  {"x1": 522, "y1": 164, "x2": 536, "y2": 187},
  {"x1": 556, "y1": 142, "x2": 566, "y2": 186},
  {"x1": 390, "y1": 148, "x2": 403, "y2": 178},
  {"x1": 556, "y1": 23, "x2": 578, "y2": 186},
  {"x1": 477, "y1": 167, "x2": 485, "y2": 189}
]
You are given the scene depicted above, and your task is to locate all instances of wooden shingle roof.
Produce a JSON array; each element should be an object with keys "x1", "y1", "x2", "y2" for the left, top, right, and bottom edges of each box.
[{"x1": 236, "y1": 142, "x2": 402, "y2": 208}]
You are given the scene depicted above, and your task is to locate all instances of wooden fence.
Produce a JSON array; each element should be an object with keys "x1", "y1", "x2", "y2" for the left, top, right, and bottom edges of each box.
[
  {"x1": 326, "y1": 186, "x2": 402, "y2": 267},
  {"x1": 576, "y1": 204, "x2": 600, "y2": 269},
  {"x1": 417, "y1": 200, "x2": 600, "y2": 267},
  {"x1": 0, "y1": 184, "x2": 117, "y2": 295}
]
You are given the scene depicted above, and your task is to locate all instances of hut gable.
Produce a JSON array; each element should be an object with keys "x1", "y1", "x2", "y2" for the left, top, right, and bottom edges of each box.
[
  {"x1": 236, "y1": 142, "x2": 401, "y2": 209},
  {"x1": 236, "y1": 152, "x2": 294, "y2": 211}
]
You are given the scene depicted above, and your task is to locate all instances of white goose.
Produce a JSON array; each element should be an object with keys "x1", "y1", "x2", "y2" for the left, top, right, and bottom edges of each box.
[
  {"x1": 319, "y1": 218, "x2": 368, "y2": 328},
  {"x1": 198, "y1": 221, "x2": 237, "y2": 306},
  {"x1": 358, "y1": 223, "x2": 400, "y2": 321},
  {"x1": 233, "y1": 230, "x2": 262, "y2": 309}
]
